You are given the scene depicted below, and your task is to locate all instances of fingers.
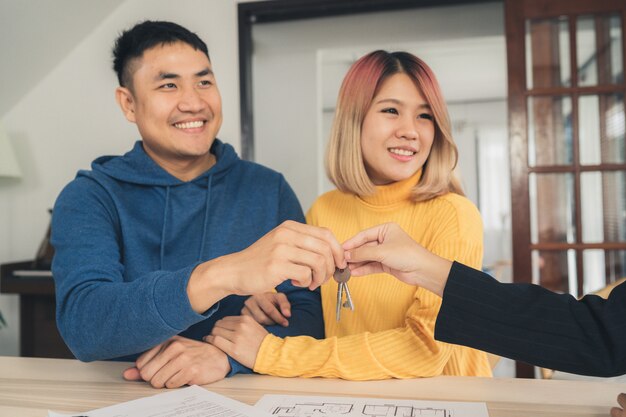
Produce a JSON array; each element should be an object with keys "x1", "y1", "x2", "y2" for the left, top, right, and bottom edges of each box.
[
  {"x1": 148, "y1": 354, "x2": 188, "y2": 389},
  {"x1": 274, "y1": 293, "x2": 291, "y2": 317},
  {"x1": 208, "y1": 325, "x2": 237, "y2": 345},
  {"x1": 136, "y1": 339, "x2": 185, "y2": 385},
  {"x1": 265, "y1": 242, "x2": 330, "y2": 290},
  {"x1": 276, "y1": 260, "x2": 316, "y2": 289},
  {"x1": 345, "y1": 242, "x2": 385, "y2": 265},
  {"x1": 205, "y1": 316, "x2": 267, "y2": 369},
  {"x1": 163, "y1": 368, "x2": 188, "y2": 389},
  {"x1": 135, "y1": 339, "x2": 169, "y2": 369},
  {"x1": 208, "y1": 315, "x2": 264, "y2": 340},
  {"x1": 613, "y1": 394, "x2": 626, "y2": 417},
  {"x1": 241, "y1": 304, "x2": 275, "y2": 326},
  {"x1": 348, "y1": 261, "x2": 384, "y2": 277},
  {"x1": 244, "y1": 293, "x2": 290, "y2": 326},
  {"x1": 229, "y1": 221, "x2": 345, "y2": 296},
  {"x1": 285, "y1": 245, "x2": 333, "y2": 290},
  {"x1": 205, "y1": 334, "x2": 236, "y2": 357},
  {"x1": 122, "y1": 366, "x2": 142, "y2": 381},
  {"x1": 342, "y1": 224, "x2": 386, "y2": 250},
  {"x1": 207, "y1": 319, "x2": 243, "y2": 358},
  {"x1": 281, "y1": 220, "x2": 346, "y2": 270}
]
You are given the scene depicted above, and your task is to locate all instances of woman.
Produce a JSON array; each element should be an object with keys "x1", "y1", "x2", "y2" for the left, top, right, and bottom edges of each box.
[{"x1": 207, "y1": 50, "x2": 491, "y2": 380}]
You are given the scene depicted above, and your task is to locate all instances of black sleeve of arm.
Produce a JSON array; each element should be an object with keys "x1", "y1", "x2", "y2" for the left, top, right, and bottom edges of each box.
[{"x1": 435, "y1": 262, "x2": 626, "y2": 377}]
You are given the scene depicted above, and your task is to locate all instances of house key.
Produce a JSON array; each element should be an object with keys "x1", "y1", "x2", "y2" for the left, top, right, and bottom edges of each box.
[{"x1": 334, "y1": 267, "x2": 354, "y2": 321}]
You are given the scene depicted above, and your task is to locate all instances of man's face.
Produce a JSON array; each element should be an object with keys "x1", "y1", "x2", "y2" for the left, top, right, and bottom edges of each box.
[{"x1": 116, "y1": 42, "x2": 222, "y2": 170}]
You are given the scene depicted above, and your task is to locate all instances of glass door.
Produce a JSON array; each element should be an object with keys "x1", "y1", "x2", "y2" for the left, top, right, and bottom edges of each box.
[{"x1": 506, "y1": 0, "x2": 626, "y2": 378}]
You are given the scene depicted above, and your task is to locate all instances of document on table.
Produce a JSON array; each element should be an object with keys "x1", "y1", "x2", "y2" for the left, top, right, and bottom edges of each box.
[
  {"x1": 47, "y1": 385, "x2": 272, "y2": 417},
  {"x1": 255, "y1": 394, "x2": 489, "y2": 417}
]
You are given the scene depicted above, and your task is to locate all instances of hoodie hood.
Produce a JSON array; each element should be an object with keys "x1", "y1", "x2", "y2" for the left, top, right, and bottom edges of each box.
[
  {"x1": 91, "y1": 139, "x2": 238, "y2": 186},
  {"x1": 80, "y1": 138, "x2": 240, "y2": 270}
]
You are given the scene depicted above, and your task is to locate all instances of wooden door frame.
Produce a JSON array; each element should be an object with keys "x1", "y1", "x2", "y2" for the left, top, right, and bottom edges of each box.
[{"x1": 506, "y1": 0, "x2": 626, "y2": 378}]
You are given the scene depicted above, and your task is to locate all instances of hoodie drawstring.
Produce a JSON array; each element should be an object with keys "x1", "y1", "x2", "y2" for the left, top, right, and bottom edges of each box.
[
  {"x1": 160, "y1": 186, "x2": 171, "y2": 270},
  {"x1": 198, "y1": 175, "x2": 212, "y2": 261}
]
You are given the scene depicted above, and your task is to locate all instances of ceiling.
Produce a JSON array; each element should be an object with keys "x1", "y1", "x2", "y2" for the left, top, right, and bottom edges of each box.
[{"x1": 0, "y1": 0, "x2": 125, "y2": 117}]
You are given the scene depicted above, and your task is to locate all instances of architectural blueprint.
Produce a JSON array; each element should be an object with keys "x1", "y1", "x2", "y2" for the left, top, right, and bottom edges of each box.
[{"x1": 255, "y1": 394, "x2": 489, "y2": 417}]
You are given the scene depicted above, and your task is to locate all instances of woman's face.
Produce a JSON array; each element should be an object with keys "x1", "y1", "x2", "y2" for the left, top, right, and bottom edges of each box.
[{"x1": 360, "y1": 72, "x2": 435, "y2": 185}]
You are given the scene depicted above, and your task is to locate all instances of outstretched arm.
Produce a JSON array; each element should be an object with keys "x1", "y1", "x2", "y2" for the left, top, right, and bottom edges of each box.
[
  {"x1": 437, "y1": 261, "x2": 626, "y2": 377},
  {"x1": 344, "y1": 222, "x2": 626, "y2": 377}
]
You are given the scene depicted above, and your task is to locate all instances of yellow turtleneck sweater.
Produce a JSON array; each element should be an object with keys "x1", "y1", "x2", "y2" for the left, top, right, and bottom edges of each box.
[{"x1": 254, "y1": 172, "x2": 492, "y2": 380}]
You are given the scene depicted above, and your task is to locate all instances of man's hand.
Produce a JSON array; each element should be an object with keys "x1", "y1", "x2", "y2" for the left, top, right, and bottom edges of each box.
[
  {"x1": 205, "y1": 315, "x2": 269, "y2": 369},
  {"x1": 242, "y1": 292, "x2": 291, "y2": 327},
  {"x1": 611, "y1": 393, "x2": 626, "y2": 417},
  {"x1": 227, "y1": 220, "x2": 346, "y2": 292},
  {"x1": 122, "y1": 336, "x2": 230, "y2": 388},
  {"x1": 188, "y1": 221, "x2": 345, "y2": 313},
  {"x1": 343, "y1": 222, "x2": 452, "y2": 296}
]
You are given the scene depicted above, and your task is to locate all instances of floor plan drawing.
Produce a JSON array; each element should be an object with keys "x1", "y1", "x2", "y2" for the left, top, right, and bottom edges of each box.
[
  {"x1": 255, "y1": 395, "x2": 488, "y2": 417},
  {"x1": 270, "y1": 401, "x2": 450, "y2": 416}
]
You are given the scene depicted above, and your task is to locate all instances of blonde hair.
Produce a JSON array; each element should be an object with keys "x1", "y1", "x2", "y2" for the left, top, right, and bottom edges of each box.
[{"x1": 325, "y1": 50, "x2": 464, "y2": 202}]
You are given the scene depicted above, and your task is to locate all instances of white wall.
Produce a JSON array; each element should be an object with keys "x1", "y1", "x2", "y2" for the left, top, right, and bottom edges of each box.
[{"x1": 0, "y1": 0, "x2": 243, "y2": 355}]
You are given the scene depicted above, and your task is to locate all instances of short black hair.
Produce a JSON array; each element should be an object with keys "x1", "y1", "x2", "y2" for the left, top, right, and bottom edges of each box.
[{"x1": 112, "y1": 20, "x2": 210, "y2": 88}]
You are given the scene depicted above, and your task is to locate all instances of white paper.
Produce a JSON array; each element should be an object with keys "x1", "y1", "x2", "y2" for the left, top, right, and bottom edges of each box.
[
  {"x1": 255, "y1": 394, "x2": 489, "y2": 417},
  {"x1": 48, "y1": 385, "x2": 272, "y2": 417}
]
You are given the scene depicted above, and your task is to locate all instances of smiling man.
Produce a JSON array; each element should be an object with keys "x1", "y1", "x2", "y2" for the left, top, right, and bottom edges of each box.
[{"x1": 50, "y1": 20, "x2": 344, "y2": 389}]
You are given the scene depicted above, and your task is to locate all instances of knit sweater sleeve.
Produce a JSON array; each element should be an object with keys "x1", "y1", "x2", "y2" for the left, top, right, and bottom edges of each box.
[{"x1": 253, "y1": 196, "x2": 490, "y2": 379}]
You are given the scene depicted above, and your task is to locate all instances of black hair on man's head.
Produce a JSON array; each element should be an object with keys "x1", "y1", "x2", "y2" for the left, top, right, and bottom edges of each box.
[{"x1": 112, "y1": 20, "x2": 210, "y2": 89}]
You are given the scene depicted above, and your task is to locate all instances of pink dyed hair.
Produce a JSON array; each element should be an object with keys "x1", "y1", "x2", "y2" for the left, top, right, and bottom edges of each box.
[{"x1": 325, "y1": 50, "x2": 464, "y2": 201}]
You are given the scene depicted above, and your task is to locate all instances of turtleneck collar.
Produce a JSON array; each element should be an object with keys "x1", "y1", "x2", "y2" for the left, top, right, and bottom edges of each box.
[{"x1": 358, "y1": 169, "x2": 422, "y2": 207}]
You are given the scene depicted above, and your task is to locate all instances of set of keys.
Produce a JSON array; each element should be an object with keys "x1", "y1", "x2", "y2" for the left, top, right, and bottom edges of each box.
[{"x1": 333, "y1": 267, "x2": 354, "y2": 321}]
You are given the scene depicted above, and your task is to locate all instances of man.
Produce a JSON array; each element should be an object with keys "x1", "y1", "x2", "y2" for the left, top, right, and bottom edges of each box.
[
  {"x1": 51, "y1": 20, "x2": 344, "y2": 389},
  {"x1": 341, "y1": 222, "x2": 626, "y2": 417}
]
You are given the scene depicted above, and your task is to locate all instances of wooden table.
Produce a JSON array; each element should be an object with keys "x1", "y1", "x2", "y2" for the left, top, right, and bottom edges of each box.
[{"x1": 1, "y1": 356, "x2": 625, "y2": 417}]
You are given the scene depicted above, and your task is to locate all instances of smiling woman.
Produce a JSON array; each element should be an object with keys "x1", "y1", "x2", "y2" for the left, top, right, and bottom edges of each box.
[{"x1": 208, "y1": 50, "x2": 491, "y2": 381}]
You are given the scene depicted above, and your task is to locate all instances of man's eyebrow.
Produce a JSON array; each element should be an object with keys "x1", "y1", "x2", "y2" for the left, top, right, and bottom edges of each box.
[
  {"x1": 154, "y1": 68, "x2": 212, "y2": 81},
  {"x1": 195, "y1": 68, "x2": 213, "y2": 77},
  {"x1": 155, "y1": 72, "x2": 180, "y2": 81}
]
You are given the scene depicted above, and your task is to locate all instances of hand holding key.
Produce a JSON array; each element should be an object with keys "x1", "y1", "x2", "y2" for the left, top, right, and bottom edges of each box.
[{"x1": 334, "y1": 267, "x2": 354, "y2": 321}]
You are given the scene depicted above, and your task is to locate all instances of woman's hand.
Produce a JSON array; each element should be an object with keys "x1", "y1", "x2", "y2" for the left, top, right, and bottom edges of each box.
[
  {"x1": 242, "y1": 292, "x2": 291, "y2": 327},
  {"x1": 205, "y1": 316, "x2": 269, "y2": 369},
  {"x1": 343, "y1": 222, "x2": 452, "y2": 296}
]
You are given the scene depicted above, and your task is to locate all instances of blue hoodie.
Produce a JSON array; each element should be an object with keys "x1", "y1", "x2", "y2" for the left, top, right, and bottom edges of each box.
[{"x1": 51, "y1": 139, "x2": 323, "y2": 375}]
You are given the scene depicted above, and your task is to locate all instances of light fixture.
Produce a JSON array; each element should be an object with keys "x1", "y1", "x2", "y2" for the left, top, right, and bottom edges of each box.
[{"x1": 0, "y1": 122, "x2": 22, "y2": 178}]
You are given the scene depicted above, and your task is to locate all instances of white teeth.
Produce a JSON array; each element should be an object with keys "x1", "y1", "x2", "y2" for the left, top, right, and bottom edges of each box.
[
  {"x1": 174, "y1": 120, "x2": 204, "y2": 129},
  {"x1": 389, "y1": 148, "x2": 415, "y2": 156}
]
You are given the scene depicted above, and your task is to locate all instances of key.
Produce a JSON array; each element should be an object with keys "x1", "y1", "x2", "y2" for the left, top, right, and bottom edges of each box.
[
  {"x1": 336, "y1": 281, "x2": 343, "y2": 322},
  {"x1": 334, "y1": 268, "x2": 355, "y2": 321},
  {"x1": 334, "y1": 267, "x2": 351, "y2": 284},
  {"x1": 343, "y1": 282, "x2": 354, "y2": 310}
]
